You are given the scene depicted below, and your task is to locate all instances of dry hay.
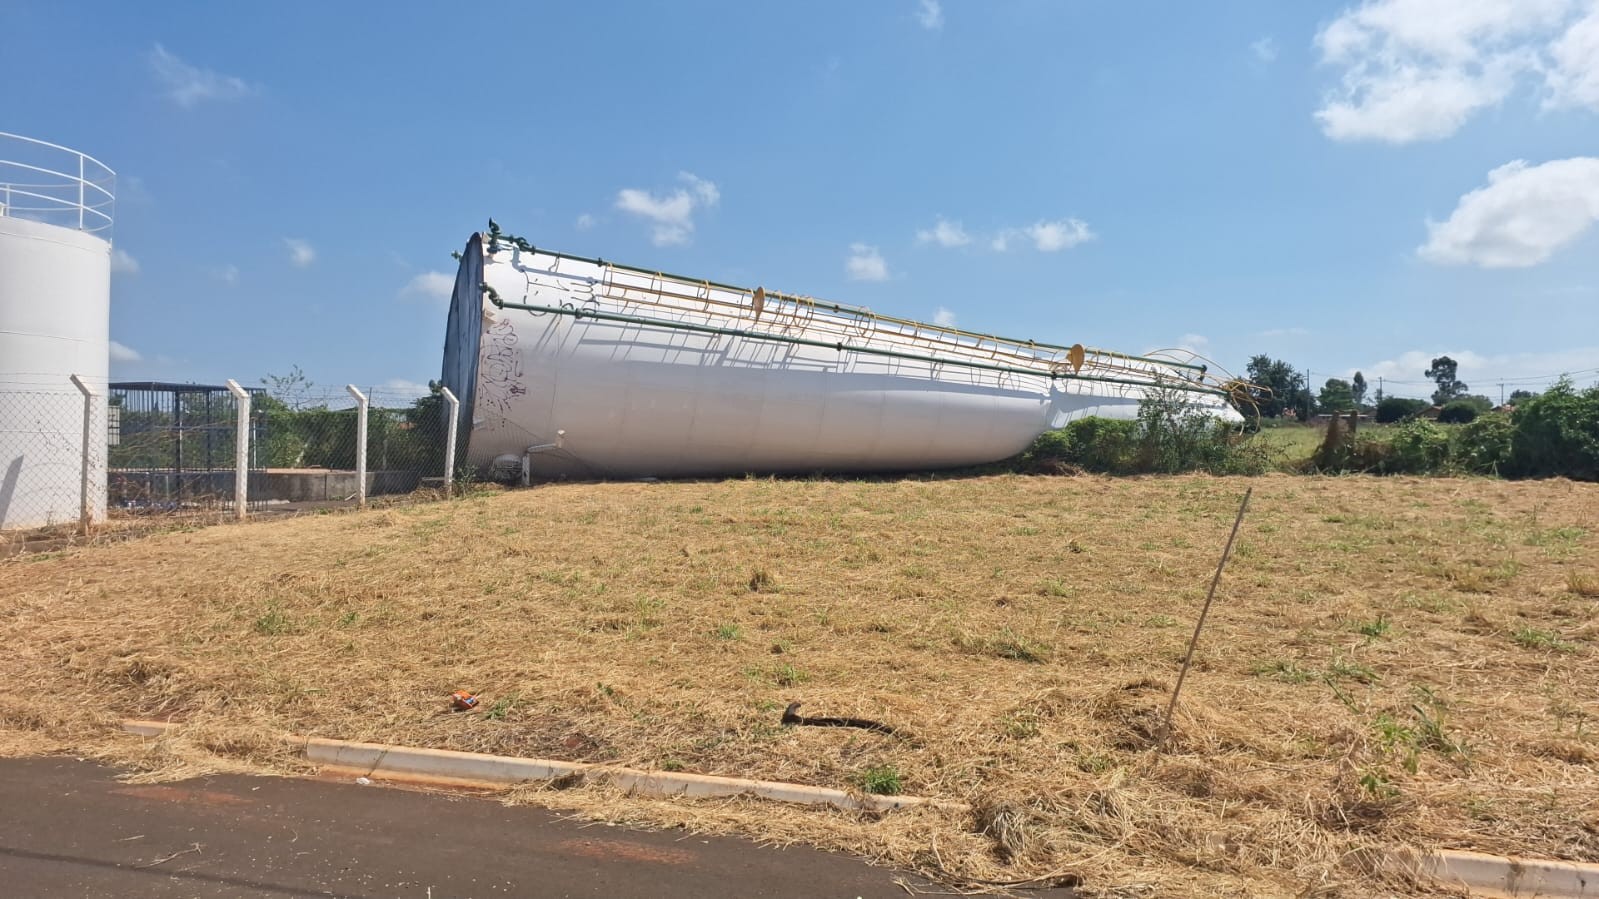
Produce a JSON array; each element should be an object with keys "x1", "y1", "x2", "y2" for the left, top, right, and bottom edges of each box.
[{"x1": 4, "y1": 473, "x2": 1597, "y2": 896}]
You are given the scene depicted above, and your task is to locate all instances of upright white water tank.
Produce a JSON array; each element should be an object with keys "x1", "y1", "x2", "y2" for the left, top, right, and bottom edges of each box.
[{"x1": 0, "y1": 133, "x2": 114, "y2": 530}]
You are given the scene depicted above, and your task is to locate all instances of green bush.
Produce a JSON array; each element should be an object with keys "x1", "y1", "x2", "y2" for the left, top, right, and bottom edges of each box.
[
  {"x1": 1452, "y1": 414, "x2": 1513, "y2": 475},
  {"x1": 1437, "y1": 400, "x2": 1480, "y2": 424},
  {"x1": 1021, "y1": 417, "x2": 1136, "y2": 473},
  {"x1": 1505, "y1": 379, "x2": 1599, "y2": 480},
  {"x1": 1375, "y1": 397, "x2": 1430, "y2": 424},
  {"x1": 1019, "y1": 387, "x2": 1270, "y2": 476},
  {"x1": 1384, "y1": 420, "x2": 1450, "y2": 474}
]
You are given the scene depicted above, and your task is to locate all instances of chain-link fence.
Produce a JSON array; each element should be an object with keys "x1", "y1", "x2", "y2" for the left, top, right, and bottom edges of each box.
[
  {"x1": 2, "y1": 376, "x2": 462, "y2": 542},
  {"x1": 252, "y1": 386, "x2": 459, "y2": 505},
  {"x1": 0, "y1": 381, "x2": 106, "y2": 534}
]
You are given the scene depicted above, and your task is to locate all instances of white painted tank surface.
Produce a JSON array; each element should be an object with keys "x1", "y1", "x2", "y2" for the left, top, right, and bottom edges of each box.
[
  {"x1": 0, "y1": 133, "x2": 114, "y2": 529},
  {"x1": 440, "y1": 227, "x2": 1241, "y2": 480}
]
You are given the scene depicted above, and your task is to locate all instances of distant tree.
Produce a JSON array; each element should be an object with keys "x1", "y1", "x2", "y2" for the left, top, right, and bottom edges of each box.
[
  {"x1": 1318, "y1": 378, "x2": 1356, "y2": 412},
  {"x1": 1426, "y1": 356, "x2": 1468, "y2": 405},
  {"x1": 1508, "y1": 389, "x2": 1538, "y2": 403},
  {"x1": 262, "y1": 365, "x2": 317, "y2": 411},
  {"x1": 1438, "y1": 400, "x2": 1480, "y2": 424},
  {"x1": 1240, "y1": 355, "x2": 1309, "y2": 420},
  {"x1": 1375, "y1": 396, "x2": 1430, "y2": 423},
  {"x1": 1351, "y1": 371, "x2": 1369, "y2": 407}
]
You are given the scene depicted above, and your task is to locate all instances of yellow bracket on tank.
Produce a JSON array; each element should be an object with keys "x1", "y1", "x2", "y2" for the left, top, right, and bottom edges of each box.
[{"x1": 1068, "y1": 343, "x2": 1086, "y2": 374}]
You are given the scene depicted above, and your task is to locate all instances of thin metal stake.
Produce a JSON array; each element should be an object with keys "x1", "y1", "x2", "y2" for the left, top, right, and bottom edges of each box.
[{"x1": 1157, "y1": 486, "x2": 1252, "y2": 752}]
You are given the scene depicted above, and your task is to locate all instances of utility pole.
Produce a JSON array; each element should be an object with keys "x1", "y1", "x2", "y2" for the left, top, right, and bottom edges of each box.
[{"x1": 1499, "y1": 383, "x2": 1505, "y2": 405}]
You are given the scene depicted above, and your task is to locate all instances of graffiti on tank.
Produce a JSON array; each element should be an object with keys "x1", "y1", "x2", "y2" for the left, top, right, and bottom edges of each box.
[
  {"x1": 510, "y1": 250, "x2": 602, "y2": 316},
  {"x1": 477, "y1": 317, "x2": 527, "y2": 425}
]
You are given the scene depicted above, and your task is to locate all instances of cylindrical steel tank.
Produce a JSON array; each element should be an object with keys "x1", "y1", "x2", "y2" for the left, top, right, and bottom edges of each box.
[
  {"x1": 0, "y1": 133, "x2": 114, "y2": 530},
  {"x1": 441, "y1": 229, "x2": 1240, "y2": 480}
]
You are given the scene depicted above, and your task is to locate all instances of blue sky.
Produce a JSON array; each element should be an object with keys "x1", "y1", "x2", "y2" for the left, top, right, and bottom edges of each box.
[{"x1": 3, "y1": 0, "x2": 1596, "y2": 401}]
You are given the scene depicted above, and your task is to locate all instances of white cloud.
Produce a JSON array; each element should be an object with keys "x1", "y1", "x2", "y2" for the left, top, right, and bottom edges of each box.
[
  {"x1": 1142, "y1": 335, "x2": 1213, "y2": 357},
  {"x1": 1029, "y1": 219, "x2": 1097, "y2": 251},
  {"x1": 575, "y1": 213, "x2": 596, "y2": 230},
  {"x1": 148, "y1": 44, "x2": 255, "y2": 107},
  {"x1": 214, "y1": 264, "x2": 239, "y2": 285},
  {"x1": 1313, "y1": 0, "x2": 1595, "y2": 143},
  {"x1": 1252, "y1": 37, "x2": 1280, "y2": 63},
  {"x1": 1418, "y1": 157, "x2": 1599, "y2": 267},
  {"x1": 845, "y1": 243, "x2": 889, "y2": 281},
  {"x1": 1547, "y1": 4, "x2": 1599, "y2": 109},
  {"x1": 379, "y1": 378, "x2": 433, "y2": 401},
  {"x1": 614, "y1": 172, "x2": 720, "y2": 246},
  {"x1": 400, "y1": 271, "x2": 455, "y2": 304},
  {"x1": 110, "y1": 248, "x2": 140, "y2": 274},
  {"x1": 933, "y1": 307, "x2": 957, "y2": 327},
  {"x1": 917, "y1": 0, "x2": 944, "y2": 30},
  {"x1": 1361, "y1": 346, "x2": 1599, "y2": 397},
  {"x1": 109, "y1": 341, "x2": 142, "y2": 363},
  {"x1": 285, "y1": 238, "x2": 316, "y2": 268},
  {"x1": 994, "y1": 219, "x2": 1097, "y2": 252},
  {"x1": 916, "y1": 217, "x2": 971, "y2": 248}
]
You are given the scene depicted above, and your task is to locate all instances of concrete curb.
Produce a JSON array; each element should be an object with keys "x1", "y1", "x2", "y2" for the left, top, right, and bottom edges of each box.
[
  {"x1": 122, "y1": 721, "x2": 1598, "y2": 896},
  {"x1": 121, "y1": 720, "x2": 960, "y2": 816},
  {"x1": 1383, "y1": 847, "x2": 1596, "y2": 898}
]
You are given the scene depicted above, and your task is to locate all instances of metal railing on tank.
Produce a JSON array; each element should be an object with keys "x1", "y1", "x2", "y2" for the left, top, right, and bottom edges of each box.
[
  {"x1": 0, "y1": 132, "x2": 115, "y2": 235},
  {"x1": 486, "y1": 234, "x2": 1241, "y2": 398}
]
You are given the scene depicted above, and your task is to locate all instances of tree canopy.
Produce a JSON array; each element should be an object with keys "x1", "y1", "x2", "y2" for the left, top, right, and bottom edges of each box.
[
  {"x1": 1426, "y1": 356, "x2": 1468, "y2": 405},
  {"x1": 1318, "y1": 378, "x2": 1355, "y2": 412},
  {"x1": 1239, "y1": 355, "x2": 1309, "y2": 420}
]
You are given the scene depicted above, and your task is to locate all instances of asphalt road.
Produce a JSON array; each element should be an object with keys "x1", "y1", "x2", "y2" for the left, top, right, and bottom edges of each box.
[{"x1": 0, "y1": 757, "x2": 923, "y2": 898}]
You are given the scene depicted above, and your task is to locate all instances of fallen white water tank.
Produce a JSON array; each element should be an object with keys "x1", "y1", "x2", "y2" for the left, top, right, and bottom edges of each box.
[{"x1": 440, "y1": 229, "x2": 1241, "y2": 480}]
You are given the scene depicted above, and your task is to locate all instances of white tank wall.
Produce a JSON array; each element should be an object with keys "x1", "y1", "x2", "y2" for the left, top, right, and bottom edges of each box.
[
  {"x1": 466, "y1": 302, "x2": 1055, "y2": 478},
  {"x1": 0, "y1": 215, "x2": 110, "y2": 529}
]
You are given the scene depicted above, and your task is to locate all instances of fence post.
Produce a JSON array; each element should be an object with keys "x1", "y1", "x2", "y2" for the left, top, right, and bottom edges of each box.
[
  {"x1": 69, "y1": 374, "x2": 94, "y2": 535},
  {"x1": 346, "y1": 385, "x2": 368, "y2": 508},
  {"x1": 225, "y1": 380, "x2": 251, "y2": 520},
  {"x1": 440, "y1": 386, "x2": 460, "y2": 498}
]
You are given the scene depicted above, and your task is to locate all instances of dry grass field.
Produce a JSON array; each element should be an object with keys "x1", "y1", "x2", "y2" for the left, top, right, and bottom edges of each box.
[{"x1": 4, "y1": 473, "x2": 1596, "y2": 896}]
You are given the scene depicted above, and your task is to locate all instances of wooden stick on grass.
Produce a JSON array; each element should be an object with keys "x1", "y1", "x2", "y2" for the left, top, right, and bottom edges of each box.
[{"x1": 1157, "y1": 486, "x2": 1252, "y2": 753}]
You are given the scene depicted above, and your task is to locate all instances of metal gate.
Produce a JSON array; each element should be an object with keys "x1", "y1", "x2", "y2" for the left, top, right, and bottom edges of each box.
[{"x1": 107, "y1": 382, "x2": 267, "y2": 513}]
